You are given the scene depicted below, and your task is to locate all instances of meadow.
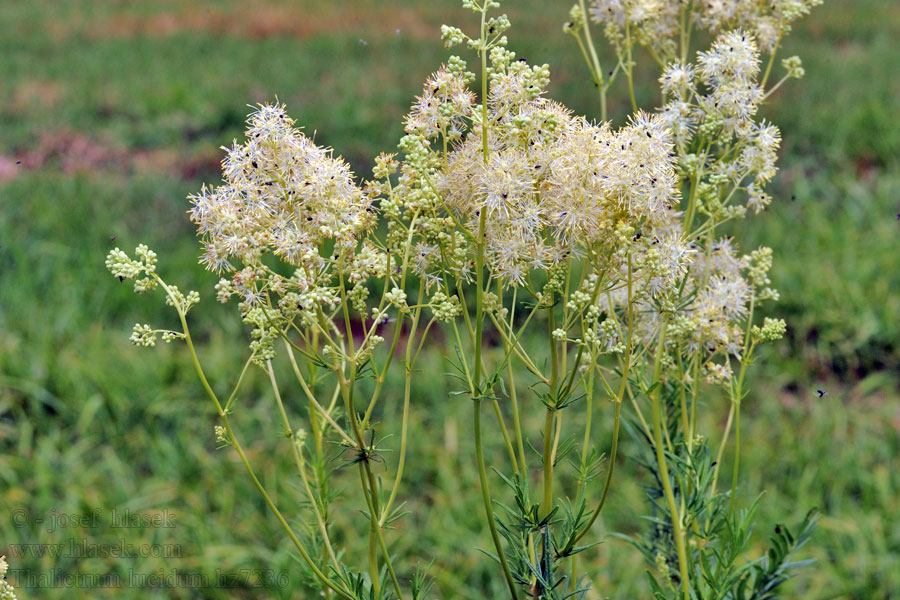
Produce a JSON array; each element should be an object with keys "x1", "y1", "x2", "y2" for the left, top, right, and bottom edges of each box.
[{"x1": 1, "y1": 0, "x2": 898, "y2": 598}]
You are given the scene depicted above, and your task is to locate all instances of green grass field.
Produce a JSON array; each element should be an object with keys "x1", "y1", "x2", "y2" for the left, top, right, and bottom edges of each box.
[{"x1": 1, "y1": 1, "x2": 898, "y2": 598}]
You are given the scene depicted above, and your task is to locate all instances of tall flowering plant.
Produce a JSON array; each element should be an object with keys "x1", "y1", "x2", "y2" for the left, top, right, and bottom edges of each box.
[{"x1": 106, "y1": 1, "x2": 820, "y2": 598}]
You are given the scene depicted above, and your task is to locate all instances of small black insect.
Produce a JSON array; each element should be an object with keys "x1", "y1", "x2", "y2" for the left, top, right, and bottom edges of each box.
[
  {"x1": 16, "y1": 160, "x2": 21, "y2": 165},
  {"x1": 791, "y1": 195, "x2": 796, "y2": 201},
  {"x1": 816, "y1": 390, "x2": 826, "y2": 398},
  {"x1": 110, "y1": 236, "x2": 117, "y2": 242}
]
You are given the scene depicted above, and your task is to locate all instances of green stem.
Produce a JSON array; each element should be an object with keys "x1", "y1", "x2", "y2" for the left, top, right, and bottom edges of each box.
[
  {"x1": 543, "y1": 293, "x2": 560, "y2": 516},
  {"x1": 380, "y1": 296, "x2": 424, "y2": 525},
  {"x1": 729, "y1": 298, "x2": 756, "y2": 513},
  {"x1": 360, "y1": 466, "x2": 383, "y2": 597},
  {"x1": 624, "y1": 20, "x2": 638, "y2": 113},
  {"x1": 157, "y1": 279, "x2": 351, "y2": 599},
  {"x1": 574, "y1": 256, "x2": 634, "y2": 542},
  {"x1": 472, "y1": 6, "x2": 518, "y2": 598},
  {"x1": 729, "y1": 397, "x2": 741, "y2": 514},
  {"x1": 712, "y1": 400, "x2": 735, "y2": 495},
  {"x1": 649, "y1": 325, "x2": 690, "y2": 600},
  {"x1": 506, "y1": 286, "x2": 528, "y2": 477},
  {"x1": 284, "y1": 342, "x2": 357, "y2": 447},
  {"x1": 493, "y1": 396, "x2": 520, "y2": 474},
  {"x1": 542, "y1": 409, "x2": 556, "y2": 515},
  {"x1": 577, "y1": 0, "x2": 607, "y2": 120},
  {"x1": 266, "y1": 361, "x2": 340, "y2": 571},
  {"x1": 475, "y1": 399, "x2": 520, "y2": 600},
  {"x1": 760, "y1": 37, "x2": 781, "y2": 89}
]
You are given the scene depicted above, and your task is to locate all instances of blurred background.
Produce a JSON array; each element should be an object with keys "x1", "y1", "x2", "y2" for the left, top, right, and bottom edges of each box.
[{"x1": 1, "y1": 0, "x2": 898, "y2": 598}]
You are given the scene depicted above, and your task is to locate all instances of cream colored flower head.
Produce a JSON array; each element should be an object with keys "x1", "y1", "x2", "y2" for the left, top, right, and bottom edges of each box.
[{"x1": 189, "y1": 102, "x2": 374, "y2": 274}]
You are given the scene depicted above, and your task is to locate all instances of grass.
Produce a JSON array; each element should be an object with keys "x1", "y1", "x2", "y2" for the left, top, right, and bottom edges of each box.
[{"x1": 1, "y1": 0, "x2": 898, "y2": 598}]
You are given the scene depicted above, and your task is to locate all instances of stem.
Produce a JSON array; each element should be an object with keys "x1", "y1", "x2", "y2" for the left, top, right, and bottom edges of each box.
[
  {"x1": 284, "y1": 341, "x2": 357, "y2": 447},
  {"x1": 380, "y1": 290, "x2": 425, "y2": 525},
  {"x1": 507, "y1": 286, "x2": 528, "y2": 477},
  {"x1": 689, "y1": 356, "x2": 699, "y2": 444},
  {"x1": 543, "y1": 293, "x2": 560, "y2": 516},
  {"x1": 683, "y1": 153, "x2": 705, "y2": 234},
  {"x1": 762, "y1": 74, "x2": 792, "y2": 102},
  {"x1": 712, "y1": 401, "x2": 735, "y2": 494},
  {"x1": 577, "y1": 363, "x2": 595, "y2": 493},
  {"x1": 577, "y1": 0, "x2": 607, "y2": 120},
  {"x1": 574, "y1": 392, "x2": 621, "y2": 544},
  {"x1": 574, "y1": 256, "x2": 634, "y2": 542},
  {"x1": 542, "y1": 409, "x2": 556, "y2": 514},
  {"x1": 571, "y1": 360, "x2": 595, "y2": 582},
  {"x1": 224, "y1": 356, "x2": 253, "y2": 413},
  {"x1": 362, "y1": 212, "x2": 422, "y2": 431},
  {"x1": 487, "y1": 312, "x2": 549, "y2": 384},
  {"x1": 472, "y1": 6, "x2": 519, "y2": 598},
  {"x1": 475, "y1": 398, "x2": 520, "y2": 600},
  {"x1": 710, "y1": 297, "x2": 756, "y2": 505},
  {"x1": 360, "y1": 467, "x2": 383, "y2": 597},
  {"x1": 624, "y1": 19, "x2": 638, "y2": 112},
  {"x1": 729, "y1": 396, "x2": 741, "y2": 514},
  {"x1": 508, "y1": 359, "x2": 527, "y2": 476},
  {"x1": 266, "y1": 362, "x2": 340, "y2": 571},
  {"x1": 729, "y1": 298, "x2": 756, "y2": 513},
  {"x1": 493, "y1": 396, "x2": 520, "y2": 474},
  {"x1": 357, "y1": 436, "x2": 406, "y2": 600},
  {"x1": 381, "y1": 366, "x2": 412, "y2": 526},
  {"x1": 677, "y1": 353, "x2": 691, "y2": 451},
  {"x1": 649, "y1": 325, "x2": 690, "y2": 600},
  {"x1": 157, "y1": 278, "x2": 352, "y2": 599},
  {"x1": 760, "y1": 37, "x2": 781, "y2": 89}
]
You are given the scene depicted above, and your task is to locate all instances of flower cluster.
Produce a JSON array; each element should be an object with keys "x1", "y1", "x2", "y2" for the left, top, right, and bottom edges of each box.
[
  {"x1": 589, "y1": 0, "x2": 682, "y2": 57},
  {"x1": 188, "y1": 103, "x2": 376, "y2": 308},
  {"x1": 590, "y1": 0, "x2": 823, "y2": 57},
  {"x1": 0, "y1": 556, "x2": 17, "y2": 600},
  {"x1": 105, "y1": 244, "x2": 159, "y2": 293},
  {"x1": 693, "y1": 0, "x2": 824, "y2": 53},
  {"x1": 404, "y1": 65, "x2": 475, "y2": 141},
  {"x1": 391, "y1": 49, "x2": 686, "y2": 287},
  {"x1": 660, "y1": 29, "x2": 788, "y2": 221}
]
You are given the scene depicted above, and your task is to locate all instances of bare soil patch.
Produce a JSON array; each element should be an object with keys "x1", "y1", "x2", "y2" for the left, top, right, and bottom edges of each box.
[
  {"x1": 3, "y1": 131, "x2": 223, "y2": 181},
  {"x1": 78, "y1": 3, "x2": 435, "y2": 41}
]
